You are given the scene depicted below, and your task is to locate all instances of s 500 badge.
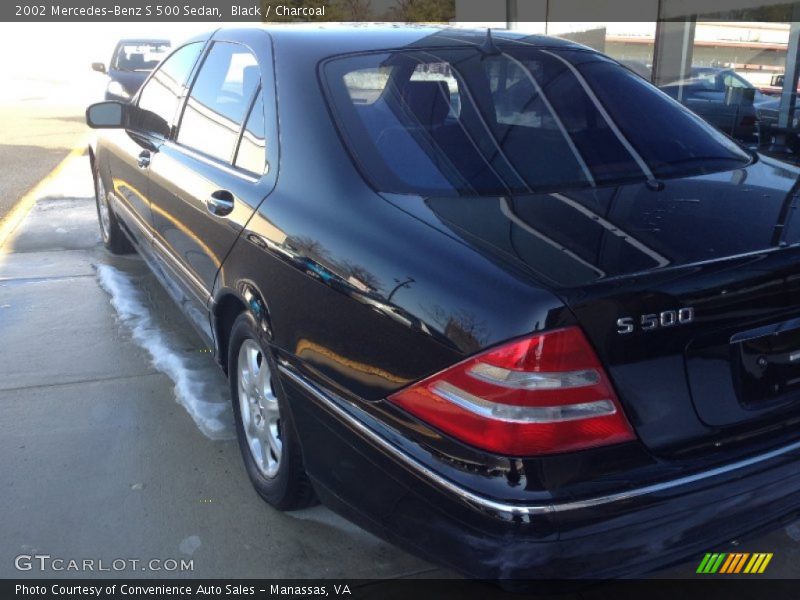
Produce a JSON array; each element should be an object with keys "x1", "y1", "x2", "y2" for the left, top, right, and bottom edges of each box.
[{"x1": 617, "y1": 308, "x2": 694, "y2": 334}]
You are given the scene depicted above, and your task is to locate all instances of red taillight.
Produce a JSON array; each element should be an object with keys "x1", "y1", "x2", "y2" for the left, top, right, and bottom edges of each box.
[{"x1": 388, "y1": 326, "x2": 635, "y2": 456}]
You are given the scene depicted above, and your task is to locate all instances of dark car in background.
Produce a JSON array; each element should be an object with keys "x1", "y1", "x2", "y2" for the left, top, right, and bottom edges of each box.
[
  {"x1": 86, "y1": 26, "x2": 800, "y2": 579},
  {"x1": 92, "y1": 38, "x2": 171, "y2": 102},
  {"x1": 757, "y1": 94, "x2": 800, "y2": 128},
  {"x1": 754, "y1": 94, "x2": 800, "y2": 154},
  {"x1": 660, "y1": 66, "x2": 767, "y2": 141}
]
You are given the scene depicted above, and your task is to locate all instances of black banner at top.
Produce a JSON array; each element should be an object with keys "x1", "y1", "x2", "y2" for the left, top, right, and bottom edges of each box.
[{"x1": 3, "y1": 0, "x2": 800, "y2": 22}]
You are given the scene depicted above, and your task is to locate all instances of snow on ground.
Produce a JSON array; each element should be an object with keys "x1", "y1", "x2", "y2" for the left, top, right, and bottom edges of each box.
[{"x1": 96, "y1": 263, "x2": 235, "y2": 440}]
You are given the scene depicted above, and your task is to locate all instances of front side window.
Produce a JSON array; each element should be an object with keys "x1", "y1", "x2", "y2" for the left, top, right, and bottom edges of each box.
[
  {"x1": 177, "y1": 42, "x2": 260, "y2": 163},
  {"x1": 323, "y1": 46, "x2": 750, "y2": 196},
  {"x1": 723, "y1": 72, "x2": 749, "y2": 89},
  {"x1": 136, "y1": 42, "x2": 203, "y2": 137}
]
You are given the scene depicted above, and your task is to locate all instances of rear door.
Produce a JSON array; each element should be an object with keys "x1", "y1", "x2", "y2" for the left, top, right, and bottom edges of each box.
[{"x1": 146, "y1": 29, "x2": 277, "y2": 340}]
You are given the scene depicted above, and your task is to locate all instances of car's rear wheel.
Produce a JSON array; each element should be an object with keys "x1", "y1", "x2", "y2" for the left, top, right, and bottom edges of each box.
[
  {"x1": 94, "y1": 167, "x2": 134, "y2": 254},
  {"x1": 228, "y1": 312, "x2": 316, "y2": 510}
]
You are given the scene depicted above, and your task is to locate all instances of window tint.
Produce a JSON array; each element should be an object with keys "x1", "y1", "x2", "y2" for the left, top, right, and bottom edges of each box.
[
  {"x1": 343, "y1": 67, "x2": 391, "y2": 105},
  {"x1": 137, "y1": 43, "x2": 202, "y2": 137},
  {"x1": 410, "y1": 62, "x2": 460, "y2": 117},
  {"x1": 177, "y1": 42, "x2": 260, "y2": 163},
  {"x1": 723, "y1": 72, "x2": 748, "y2": 88},
  {"x1": 323, "y1": 48, "x2": 750, "y2": 196},
  {"x1": 234, "y1": 89, "x2": 266, "y2": 174},
  {"x1": 689, "y1": 71, "x2": 718, "y2": 90}
]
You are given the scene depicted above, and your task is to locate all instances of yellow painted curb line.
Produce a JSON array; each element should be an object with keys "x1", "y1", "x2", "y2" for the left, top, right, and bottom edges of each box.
[{"x1": 0, "y1": 140, "x2": 90, "y2": 252}]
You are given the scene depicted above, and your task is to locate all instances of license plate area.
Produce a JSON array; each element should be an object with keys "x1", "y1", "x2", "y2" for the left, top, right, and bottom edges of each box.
[{"x1": 732, "y1": 320, "x2": 800, "y2": 409}]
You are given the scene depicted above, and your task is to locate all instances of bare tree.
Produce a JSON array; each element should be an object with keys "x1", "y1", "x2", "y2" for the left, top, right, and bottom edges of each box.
[
  {"x1": 387, "y1": 0, "x2": 454, "y2": 22},
  {"x1": 340, "y1": 0, "x2": 373, "y2": 20}
]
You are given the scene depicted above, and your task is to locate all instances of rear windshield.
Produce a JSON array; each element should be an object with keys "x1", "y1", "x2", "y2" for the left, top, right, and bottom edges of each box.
[{"x1": 322, "y1": 46, "x2": 751, "y2": 196}]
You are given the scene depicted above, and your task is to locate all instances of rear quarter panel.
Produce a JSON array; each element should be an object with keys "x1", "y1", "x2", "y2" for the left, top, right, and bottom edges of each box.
[{"x1": 215, "y1": 35, "x2": 569, "y2": 403}]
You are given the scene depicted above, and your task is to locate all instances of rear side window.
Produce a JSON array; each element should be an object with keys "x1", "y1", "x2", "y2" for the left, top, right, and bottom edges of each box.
[
  {"x1": 234, "y1": 89, "x2": 266, "y2": 174},
  {"x1": 177, "y1": 42, "x2": 260, "y2": 163},
  {"x1": 137, "y1": 42, "x2": 202, "y2": 137},
  {"x1": 322, "y1": 47, "x2": 750, "y2": 196}
]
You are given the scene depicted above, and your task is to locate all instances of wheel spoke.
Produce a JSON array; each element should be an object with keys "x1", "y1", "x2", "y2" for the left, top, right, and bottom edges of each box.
[
  {"x1": 267, "y1": 426, "x2": 282, "y2": 460},
  {"x1": 240, "y1": 367, "x2": 252, "y2": 394},
  {"x1": 247, "y1": 346, "x2": 260, "y2": 394},
  {"x1": 262, "y1": 394, "x2": 279, "y2": 418},
  {"x1": 256, "y1": 356, "x2": 270, "y2": 398}
]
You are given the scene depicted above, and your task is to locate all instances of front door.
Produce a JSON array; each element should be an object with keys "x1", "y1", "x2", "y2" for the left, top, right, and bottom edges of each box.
[
  {"x1": 147, "y1": 31, "x2": 275, "y2": 341},
  {"x1": 108, "y1": 42, "x2": 206, "y2": 252}
]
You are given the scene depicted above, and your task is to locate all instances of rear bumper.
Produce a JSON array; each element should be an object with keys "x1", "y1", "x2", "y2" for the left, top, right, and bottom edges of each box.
[{"x1": 280, "y1": 363, "x2": 800, "y2": 579}]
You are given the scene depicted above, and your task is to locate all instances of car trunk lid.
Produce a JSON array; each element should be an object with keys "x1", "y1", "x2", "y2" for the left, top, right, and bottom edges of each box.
[{"x1": 401, "y1": 155, "x2": 800, "y2": 453}]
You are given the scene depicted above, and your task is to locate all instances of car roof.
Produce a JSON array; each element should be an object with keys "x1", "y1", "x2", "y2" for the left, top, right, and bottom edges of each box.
[
  {"x1": 691, "y1": 66, "x2": 729, "y2": 74},
  {"x1": 116, "y1": 38, "x2": 171, "y2": 45},
  {"x1": 271, "y1": 24, "x2": 584, "y2": 44},
  {"x1": 205, "y1": 24, "x2": 589, "y2": 58}
]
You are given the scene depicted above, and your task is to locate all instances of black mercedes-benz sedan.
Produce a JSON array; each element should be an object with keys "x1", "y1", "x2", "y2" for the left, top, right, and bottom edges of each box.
[{"x1": 85, "y1": 25, "x2": 800, "y2": 579}]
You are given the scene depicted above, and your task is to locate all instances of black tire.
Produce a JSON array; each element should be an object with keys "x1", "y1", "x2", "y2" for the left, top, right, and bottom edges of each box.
[
  {"x1": 228, "y1": 312, "x2": 316, "y2": 510},
  {"x1": 93, "y1": 166, "x2": 134, "y2": 255}
]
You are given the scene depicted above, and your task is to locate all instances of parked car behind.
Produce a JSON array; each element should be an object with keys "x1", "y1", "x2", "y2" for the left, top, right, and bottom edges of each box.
[
  {"x1": 92, "y1": 38, "x2": 171, "y2": 102},
  {"x1": 86, "y1": 26, "x2": 800, "y2": 580},
  {"x1": 756, "y1": 94, "x2": 800, "y2": 129},
  {"x1": 660, "y1": 66, "x2": 767, "y2": 141}
]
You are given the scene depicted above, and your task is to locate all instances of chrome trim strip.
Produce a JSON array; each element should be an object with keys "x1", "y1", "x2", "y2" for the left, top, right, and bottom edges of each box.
[
  {"x1": 278, "y1": 364, "x2": 549, "y2": 518},
  {"x1": 109, "y1": 192, "x2": 153, "y2": 241},
  {"x1": 111, "y1": 193, "x2": 212, "y2": 303},
  {"x1": 151, "y1": 234, "x2": 212, "y2": 303},
  {"x1": 278, "y1": 364, "x2": 800, "y2": 519},
  {"x1": 164, "y1": 140, "x2": 261, "y2": 183}
]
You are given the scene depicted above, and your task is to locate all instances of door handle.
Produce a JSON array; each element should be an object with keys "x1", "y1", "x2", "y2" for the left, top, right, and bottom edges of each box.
[
  {"x1": 137, "y1": 150, "x2": 151, "y2": 169},
  {"x1": 206, "y1": 190, "x2": 235, "y2": 217}
]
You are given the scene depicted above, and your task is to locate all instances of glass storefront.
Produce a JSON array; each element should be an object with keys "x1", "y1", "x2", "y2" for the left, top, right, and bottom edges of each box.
[{"x1": 459, "y1": 0, "x2": 800, "y2": 151}]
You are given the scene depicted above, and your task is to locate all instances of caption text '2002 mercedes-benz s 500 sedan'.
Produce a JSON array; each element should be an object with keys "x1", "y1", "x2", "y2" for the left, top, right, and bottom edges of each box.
[{"x1": 85, "y1": 25, "x2": 800, "y2": 579}]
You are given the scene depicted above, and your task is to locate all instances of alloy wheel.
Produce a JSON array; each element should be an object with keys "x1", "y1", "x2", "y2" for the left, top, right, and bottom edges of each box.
[{"x1": 237, "y1": 339, "x2": 283, "y2": 478}]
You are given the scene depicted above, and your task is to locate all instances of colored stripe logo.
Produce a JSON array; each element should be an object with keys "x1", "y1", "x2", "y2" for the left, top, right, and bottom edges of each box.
[{"x1": 696, "y1": 552, "x2": 773, "y2": 574}]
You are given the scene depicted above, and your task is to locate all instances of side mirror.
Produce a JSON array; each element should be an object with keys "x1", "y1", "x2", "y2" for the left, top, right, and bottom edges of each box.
[
  {"x1": 91, "y1": 62, "x2": 106, "y2": 74},
  {"x1": 86, "y1": 101, "x2": 126, "y2": 129}
]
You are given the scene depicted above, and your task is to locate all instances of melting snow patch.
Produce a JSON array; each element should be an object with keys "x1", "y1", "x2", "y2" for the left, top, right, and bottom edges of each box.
[
  {"x1": 95, "y1": 264, "x2": 234, "y2": 440},
  {"x1": 179, "y1": 535, "x2": 202, "y2": 556}
]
